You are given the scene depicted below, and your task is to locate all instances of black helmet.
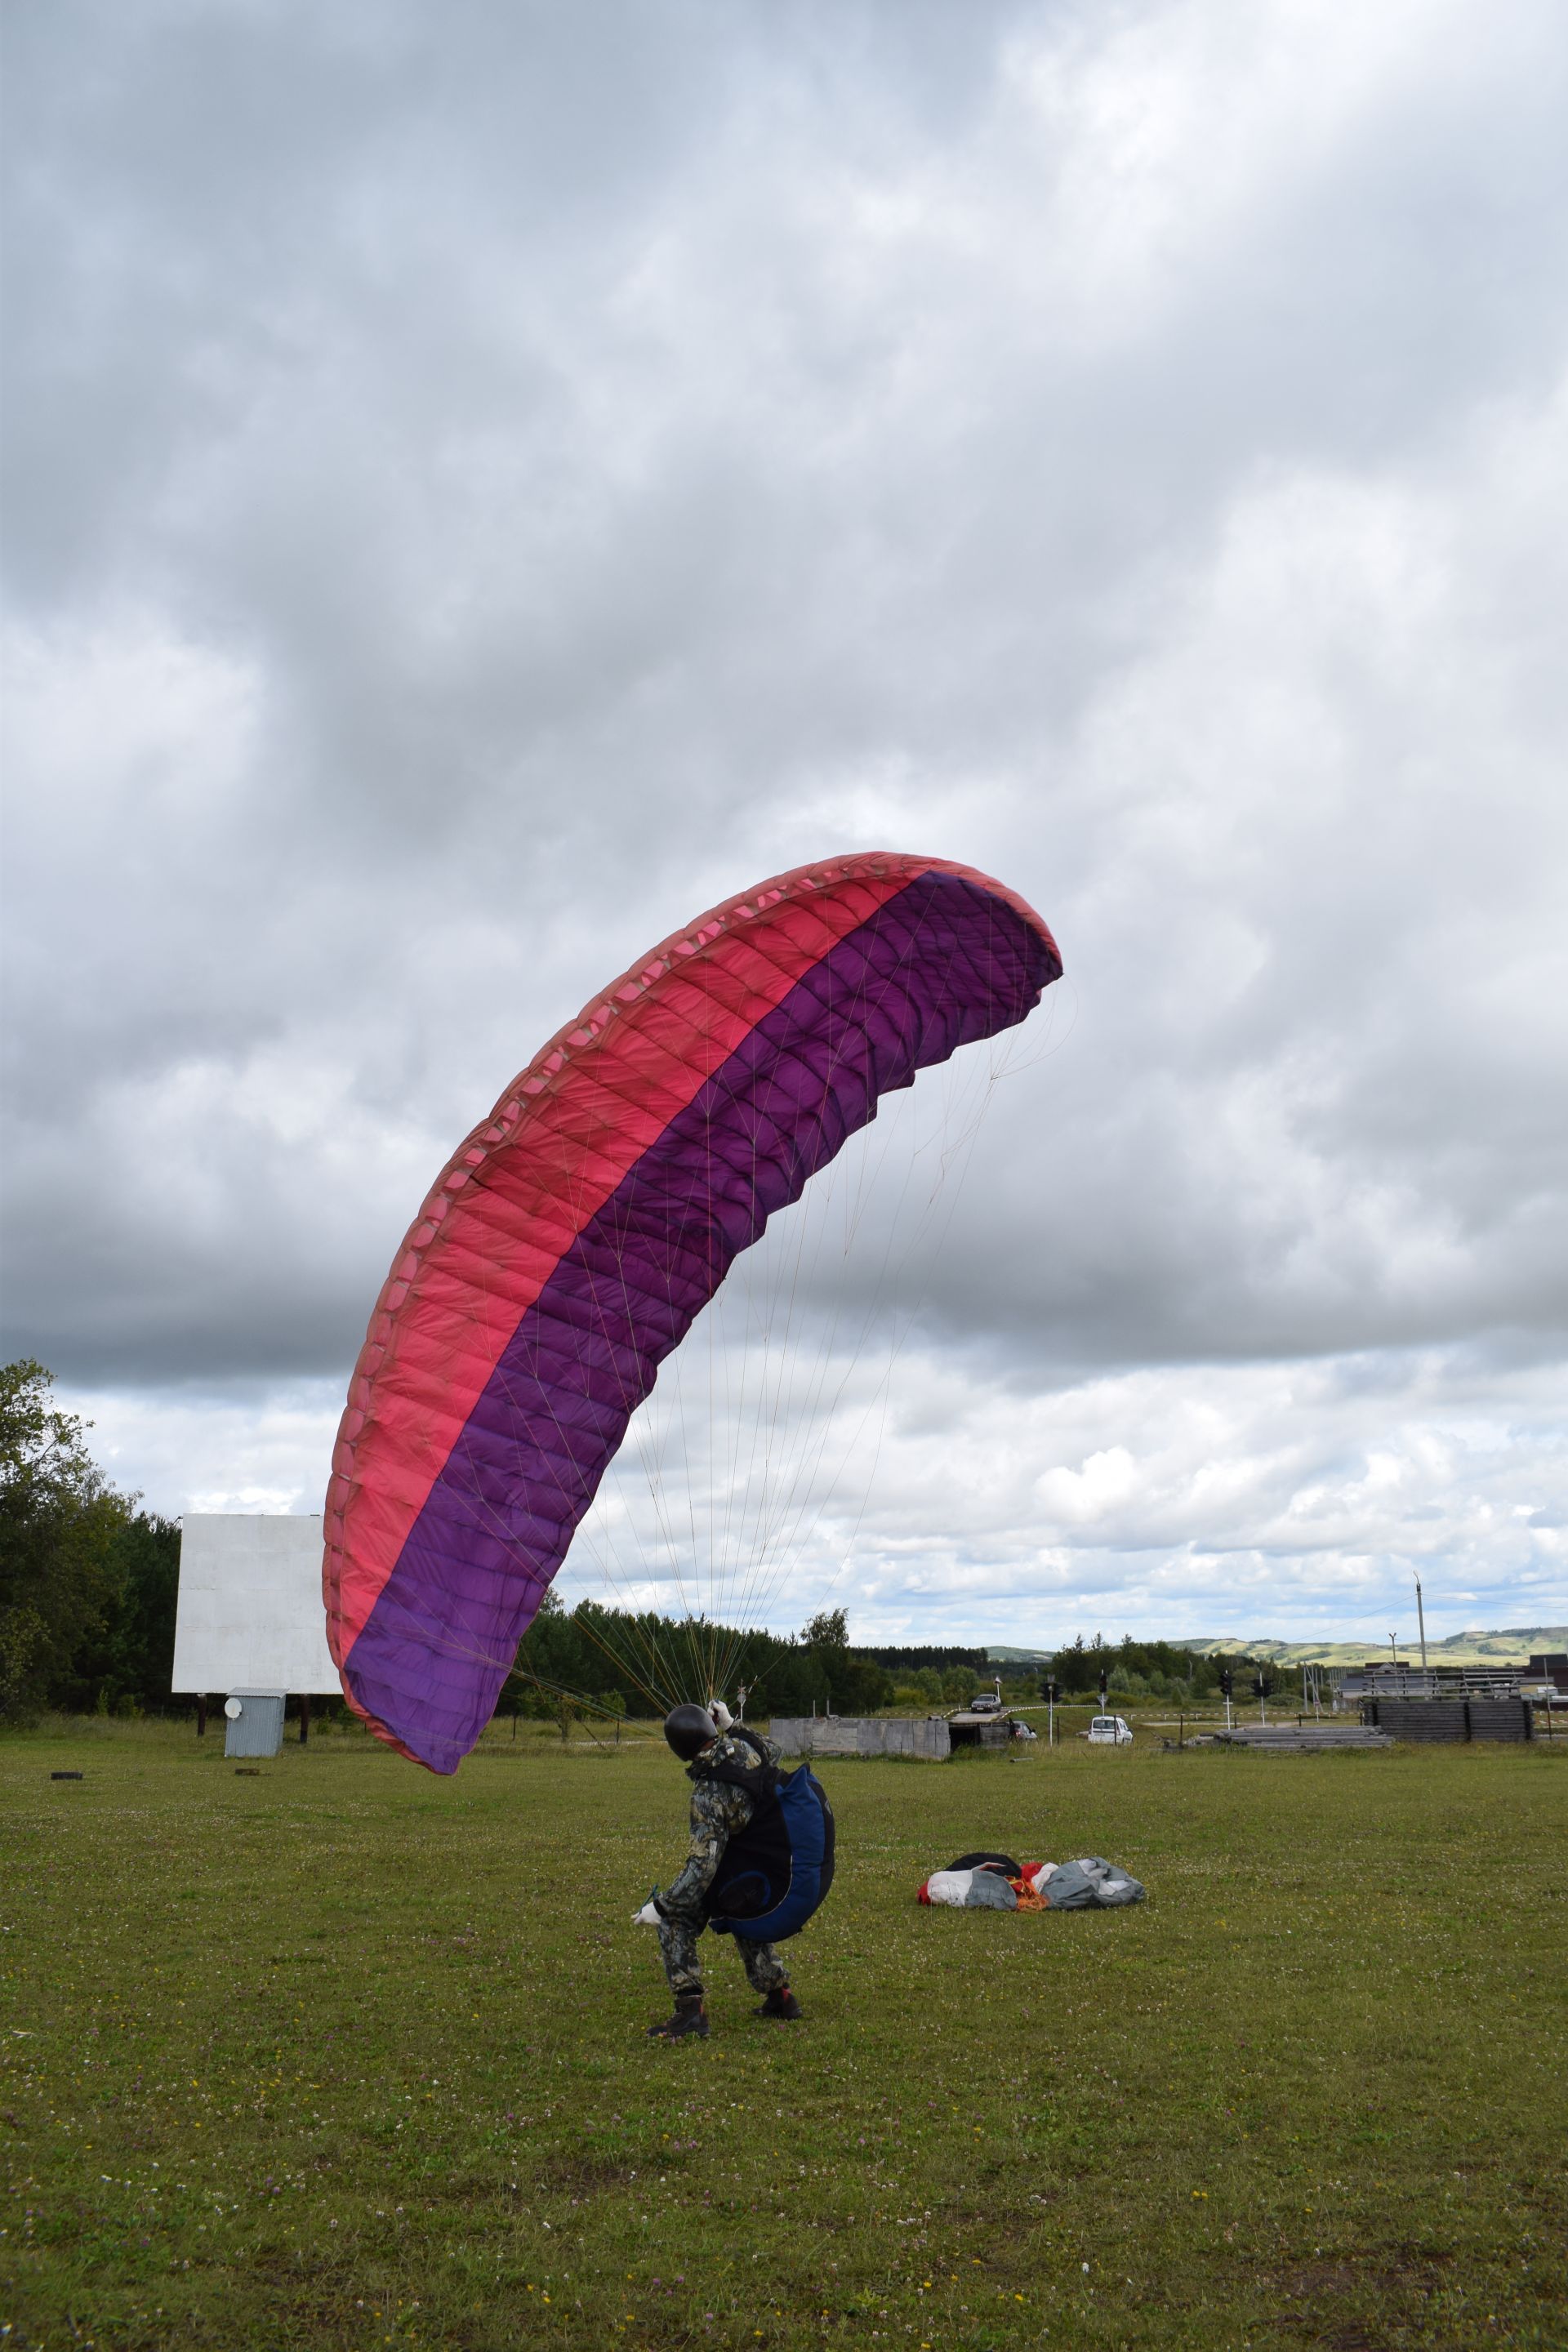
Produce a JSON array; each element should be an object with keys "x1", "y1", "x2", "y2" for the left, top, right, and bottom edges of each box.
[{"x1": 664, "y1": 1703, "x2": 719, "y2": 1761}]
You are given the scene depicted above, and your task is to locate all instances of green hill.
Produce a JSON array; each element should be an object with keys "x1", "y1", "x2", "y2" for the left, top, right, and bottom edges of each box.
[
  {"x1": 1174, "y1": 1627, "x2": 1566, "y2": 1667},
  {"x1": 979, "y1": 1629, "x2": 1566, "y2": 1668}
]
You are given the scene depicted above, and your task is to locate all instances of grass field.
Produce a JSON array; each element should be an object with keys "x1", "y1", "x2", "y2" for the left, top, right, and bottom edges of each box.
[{"x1": 2, "y1": 1718, "x2": 1563, "y2": 2352}]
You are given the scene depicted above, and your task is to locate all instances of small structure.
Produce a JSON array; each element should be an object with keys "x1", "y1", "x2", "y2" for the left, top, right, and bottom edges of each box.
[
  {"x1": 771, "y1": 1716, "x2": 951, "y2": 1762},
  {"x1": 172, "y1": 1515, "x2": 339, "y2": 1756},
  {"x1": 1362, "y1": 1696, "x2": 1535, "y2": 1744},
  {"x1": 1217, "y1": 1722, "x2": 1392, "y2": 1753},
  {"x1": 943, "y1": 1708, "x2": 1018, "y2": 1750},
  {"x1": 1339, "y1": 1662, "x2": 1530, "y2": 1702},
  {"x1": 942, "y1": 1679, "x2": 1022, "y2": 1749},
  {"x1": 223, "y1": 1691, "x2": 287, "y2": 1759}
]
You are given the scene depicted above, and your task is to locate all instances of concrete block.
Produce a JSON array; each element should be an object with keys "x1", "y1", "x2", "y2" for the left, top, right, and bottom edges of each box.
[{"x1": 768, "y1": 1715, "x2": 951, "y2": 1762}]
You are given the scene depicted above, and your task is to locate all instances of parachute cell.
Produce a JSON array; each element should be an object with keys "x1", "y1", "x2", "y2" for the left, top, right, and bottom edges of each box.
[{"x1": 323, "y1": 853, "x2": 1061, "y2": 1772}]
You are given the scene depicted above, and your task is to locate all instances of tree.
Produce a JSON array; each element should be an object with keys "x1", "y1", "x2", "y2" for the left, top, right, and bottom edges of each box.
[
  {"x1": 801, "y1": 1607, "x2": 849, "y2": 1651},
  {"x1": 65, "y1": 1512, "x2": 182, "y2": 1714},
  {"x1": 0, "y1": 1361, "x2": 134, "y2": 1720}
]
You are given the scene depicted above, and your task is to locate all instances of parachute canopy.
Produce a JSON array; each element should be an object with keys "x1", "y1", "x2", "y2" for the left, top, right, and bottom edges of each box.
[{"x1": 323, "y1": 853, "x2": 1061, "y2": 1771}]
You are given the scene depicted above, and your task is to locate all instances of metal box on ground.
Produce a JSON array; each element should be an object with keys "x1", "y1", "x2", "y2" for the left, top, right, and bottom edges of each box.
[
  {"x1": 225, "y1": 1691, "x2": 286, "y2": 1758},
  {"x1": 1365, "y1": 1699, "x2": 1469, "y2": 1742},
  {"x1": 1365, "y1": 1697, "x2": 1534, "y2": 1744},
  {"x1": 1466, "y1": 1699, "x2": 1534, "y2": 1742}
]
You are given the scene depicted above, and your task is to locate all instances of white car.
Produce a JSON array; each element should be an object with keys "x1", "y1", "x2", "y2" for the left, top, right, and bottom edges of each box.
[{"x1": 1085, "y1": 1714, "x2": 1134, "y2": 1746}]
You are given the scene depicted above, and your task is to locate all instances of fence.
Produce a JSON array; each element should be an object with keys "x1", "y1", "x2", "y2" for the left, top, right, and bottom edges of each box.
[
  {"x1": 1364, "y1": 1697, "x2": 1534, "y2": 1744},
  {"x1": 770, "y1": 1715, "x2": 951, "y2": 1762}
]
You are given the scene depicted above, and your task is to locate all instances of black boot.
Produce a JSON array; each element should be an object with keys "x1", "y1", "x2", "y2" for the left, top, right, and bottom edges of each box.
[
  {"x1": 754, "y1": 1984, "x2": 803, "y2": 2021},
  {"x1": 648, "y1": 1993, "x2": 709, "y2": 2040}
]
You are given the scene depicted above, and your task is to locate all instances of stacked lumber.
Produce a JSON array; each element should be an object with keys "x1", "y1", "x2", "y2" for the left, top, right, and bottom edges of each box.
[
  {"x1": 1365, "y1": 1697, "x2": 1535, "y2": 1743},
  {"x1": 1367, "y1": 1699, "x2": 1468, "y2": 1742},
  {"x1": 1216, "y1": 1722, "x2": 1393, "y2": 1753}
]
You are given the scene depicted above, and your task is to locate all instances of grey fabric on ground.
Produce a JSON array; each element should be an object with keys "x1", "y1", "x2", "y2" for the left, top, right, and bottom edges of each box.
[
  {"x1": 964, "y1": 1870, "x2": 1018, "y2": 1909},
  {"x1": 1044, "y1": 1856, "x2": 1145, "y2": 1909}
]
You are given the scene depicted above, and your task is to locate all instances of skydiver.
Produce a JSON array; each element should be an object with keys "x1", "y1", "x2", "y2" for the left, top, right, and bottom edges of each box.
[{"x1": 635, "y1": 1700, "x2": 804, "y2": 2040}]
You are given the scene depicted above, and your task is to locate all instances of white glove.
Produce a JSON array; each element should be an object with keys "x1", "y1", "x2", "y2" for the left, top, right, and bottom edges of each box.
[
  {"x1": 710, "y1": 1700, "x2": 733, "y2": 1732},
  {"x1": 632, "y1": 1893, "x2": 663, "y2": 1926}
]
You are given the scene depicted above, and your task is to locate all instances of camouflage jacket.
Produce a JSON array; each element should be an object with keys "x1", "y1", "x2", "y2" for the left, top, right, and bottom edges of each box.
[{"x1": 661, "y1": 1729, "x2": 781, "y2": 1922}]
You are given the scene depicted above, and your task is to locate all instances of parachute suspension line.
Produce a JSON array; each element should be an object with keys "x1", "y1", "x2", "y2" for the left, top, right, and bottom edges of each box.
[
  {"x1": 720, "y1": 911, "x2": 974, "y2": 1626},
  {"x1": 412, "y1": 1156, "x2": 694, "y2": 1714},
  {"x1": 639, "y1": 951, "x2": 996, "y2": 1694},
  {"x1": 703, "y1": 922, "x2": 897, "y2": 1646},
  {"x1": 433, "y1": 1023, "x2": 1006, "y2": 1715},
  {"x1": 327, "y1": 857, "x2": 1061, "y2": 1772},
  {"x1": 446, "y1": 888, "x2": 1040, "y2": 1715},
  {"x1": 805, "y1": 1035, "x2": 1017, "y2": 1626},
  {"x1": 597, "y1": 1179, "x2": 705, "y2": 1630},
  {"x1": 632, "y1": 913, "x2": 978, "y2": 1667},
  {"x1": 558, "y1": 961, "x2": 743, "y2": 1708},
  {"x1": 729, "y1": 934, "x2": 1022, "y2": 1642}
]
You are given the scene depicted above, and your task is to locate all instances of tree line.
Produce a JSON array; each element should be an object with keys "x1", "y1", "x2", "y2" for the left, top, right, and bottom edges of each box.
[
  {"x1": 0, "y1": 1361, "x2": 180, "y2": 1720},
  {"x1": 0, "y1": 1361, "x2": 993, "y2": 1726},
  {"x1": 2, "y1": 1356, "x2": 1293, "y2": 1726},
  {"x1": 504, "y1": 1600, "x2": 910, "y2": 1722},
  {"x1": 1040, "y1": 1633, "x2": 1298, "y2": 1704}
]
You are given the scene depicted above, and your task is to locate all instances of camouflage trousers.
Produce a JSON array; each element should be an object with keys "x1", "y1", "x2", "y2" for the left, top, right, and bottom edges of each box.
[{"x1": 657, "y1": 1907, "x2": 789, "y2": 2001}]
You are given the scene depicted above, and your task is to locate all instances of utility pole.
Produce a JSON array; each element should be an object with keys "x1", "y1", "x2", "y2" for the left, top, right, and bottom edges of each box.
[{"x1": 1414, "y1": 1575, "x2": 1428, "y2": 1673}]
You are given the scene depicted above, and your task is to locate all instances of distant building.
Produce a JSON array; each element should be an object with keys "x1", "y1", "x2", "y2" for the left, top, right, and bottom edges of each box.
[{"x1": 1337, "y1": 1660, "x2": 1529, "y2": 1702}]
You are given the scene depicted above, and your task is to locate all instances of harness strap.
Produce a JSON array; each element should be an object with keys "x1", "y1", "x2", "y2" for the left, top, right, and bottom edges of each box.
[{"x1": 691, "y1": 1755, "x2": 782, "y2": 1807}]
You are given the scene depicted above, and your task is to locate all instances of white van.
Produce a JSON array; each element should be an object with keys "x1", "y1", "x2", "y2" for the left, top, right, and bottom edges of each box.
[{"x1": 1085, "y1": 1714, "x2": 1134, "y2": 1746}]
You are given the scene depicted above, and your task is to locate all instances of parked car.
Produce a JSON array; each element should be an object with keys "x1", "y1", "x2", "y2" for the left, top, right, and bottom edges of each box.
[
  {"x1": 1084, "y1": 1714, "x2": 1134, "y2": 1745},
  {"x1": 969, "y1": 1690, "x2": 1004, "y2": 1714}
]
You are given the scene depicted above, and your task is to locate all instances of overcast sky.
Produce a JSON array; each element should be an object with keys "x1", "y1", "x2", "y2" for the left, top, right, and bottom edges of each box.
[{"x1": 4, "y1": 0, "x2": 1566, "y2": 1648}]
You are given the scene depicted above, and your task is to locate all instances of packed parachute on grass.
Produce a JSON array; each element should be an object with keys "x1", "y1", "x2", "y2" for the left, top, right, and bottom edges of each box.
[{"x1": 918, "y1": 1851, "x2": 1147, "y2": 1910}]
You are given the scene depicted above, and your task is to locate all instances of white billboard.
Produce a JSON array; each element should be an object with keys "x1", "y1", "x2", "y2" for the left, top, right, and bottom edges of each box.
[{"x1": 172, "y1": 1514, "x2": 340, "y2": 1694}]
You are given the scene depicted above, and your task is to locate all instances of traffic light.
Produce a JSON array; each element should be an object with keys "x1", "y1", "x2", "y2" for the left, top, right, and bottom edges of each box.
[{"x1": 1217, "y1": 1664, "x2": 1233, "y2": 1699}]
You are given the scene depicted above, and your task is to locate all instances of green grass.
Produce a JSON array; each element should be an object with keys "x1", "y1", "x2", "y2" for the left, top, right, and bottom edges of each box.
[{"x1": 2, "y1": 1719, "x2": 1563, "y2": 2351}]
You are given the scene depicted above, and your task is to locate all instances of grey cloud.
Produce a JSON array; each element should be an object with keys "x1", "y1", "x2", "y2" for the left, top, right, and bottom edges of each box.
[{"x1": 3, "y1": 0, "x2": 1566, "y2": 1557}]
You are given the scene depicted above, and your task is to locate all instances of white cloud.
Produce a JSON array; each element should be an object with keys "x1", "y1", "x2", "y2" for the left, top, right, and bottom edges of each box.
[
  {"x1": 60, "y1": 1339, "x2": 1565, "y2": 1646},
  {"x1": 7, "y1": 0, "x2": 1567, "y2": 1637}
]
